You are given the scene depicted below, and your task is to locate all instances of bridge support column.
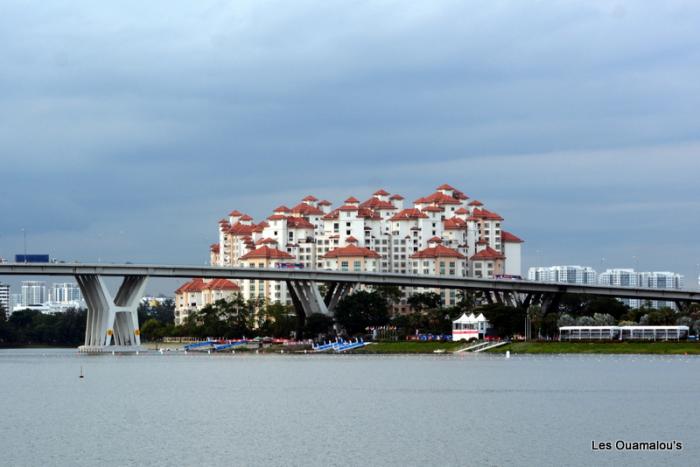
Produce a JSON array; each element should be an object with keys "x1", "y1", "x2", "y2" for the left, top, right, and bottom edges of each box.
[
  {"x1": 540, "y1": 292, "x2": 563, "y2": 316},
  {"x1": 287, "y1": 280, "x2": 353, "y2": 338},
  {"x1": 76, "y1": 274, "x2": 148, "y2": 353}
]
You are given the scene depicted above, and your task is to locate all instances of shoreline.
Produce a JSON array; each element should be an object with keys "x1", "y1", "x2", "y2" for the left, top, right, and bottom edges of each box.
[{"x1": 3, "y1": 341, "x2": 700, "y2": 355}]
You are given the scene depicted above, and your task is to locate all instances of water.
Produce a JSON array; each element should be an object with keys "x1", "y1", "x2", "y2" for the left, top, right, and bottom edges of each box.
[{"x1": 0, "y1": 349, "x2": 698, "y2": 466}]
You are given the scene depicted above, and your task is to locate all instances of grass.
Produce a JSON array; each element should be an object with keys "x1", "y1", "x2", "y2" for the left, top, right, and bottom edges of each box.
[
  {"x1": 485, "y1": 341, "x2": 700, "y2": 355},
  {"x1": 352, "y1": 341, "x2": 466, "y2": 354}
]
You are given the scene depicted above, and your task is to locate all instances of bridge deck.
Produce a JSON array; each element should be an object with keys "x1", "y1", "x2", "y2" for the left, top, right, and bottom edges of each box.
[{"x1": 0, "y1": 263, "x2": 698, "y2": 302}]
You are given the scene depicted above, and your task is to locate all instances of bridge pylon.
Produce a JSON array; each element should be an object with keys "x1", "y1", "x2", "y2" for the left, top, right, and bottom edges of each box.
[
  {"x1": 287, "y1": 280, "x2": 353, "y2": 338},
  {"x1": 75, "y1": 274, "x2": 148, "y2": 353}
]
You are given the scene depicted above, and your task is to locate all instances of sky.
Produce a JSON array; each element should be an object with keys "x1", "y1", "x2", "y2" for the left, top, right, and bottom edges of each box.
[{"x1": 1, "y1": 0, "x2": 699, "y2": 294}]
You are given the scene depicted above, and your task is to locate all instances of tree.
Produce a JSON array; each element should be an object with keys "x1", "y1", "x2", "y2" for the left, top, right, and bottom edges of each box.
[
  {"x1": 479, "y1": 303, "x2": 524, "y2": 338},
  {"x1": 557, "y1": 313, "x2": 575, "y2": 327},
  {"x1": 334, "y1": 290, "x2": 390, "y2": 335},
  {"x1": 407, "y1": 292, "x2": 442, "y2": 312},
  {"x1": 141, "y1": 318, "x2": 164, "y2": 341},
  {"x1": 258, "y1": 303, "x2": 297, "y2": 338},
  {"x1": 371, "y1": 285, "x2": 403, "y2": 306},
  {"x1": 592, "y1": 313, "x2": 615, "y2": 326},
  {"x1": 305, "y1": 313, "x2": 334, "y2": 338}
]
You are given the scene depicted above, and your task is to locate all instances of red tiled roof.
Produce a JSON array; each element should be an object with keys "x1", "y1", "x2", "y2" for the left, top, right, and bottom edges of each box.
[
  {"x1": 302, "y1": 195, "x2": 318, "y2": 202},
  {"x1": 318, "y1": 199, "x2": 332, "y2": 206},
  {"x1": 411, "y1": 245, "x2": 465, "y2": 259},
  {"x1": 443, "y1": 217, "x2": 467, "y2": 230},
  {"x1": 267, "y1": 214, "x2": 287, "y2": 221},
  {"x1": 253, "y1": 221, "x2": 268, "y2": 233},
  {"x1": 339, "y1": 204, "x2": 359, "y2": 212},
  {"x1": 228, "y1": 210, "x2": 243, "y2": 217},
  {"x1": 274, "y1": 205, "x2": 290, "y2": 212},
  {"x1": 414, "y1": 192, "x2": 461, "y2": 205},
  {"x1": 373, "y1": 189, "x2": 390, "y2": 196},
  {"x1": 470, "y1": 247, "x2": 505, "y2": 260},
  {"x1": 291, "y1": 202, "x2": 324, "y2": 216},
  {"x1": 360, "y1": 197, "x2": 397, "y2": 210},
  {"x1": 436, "y1": 183, "x2": 457, "y2": 191},
  {"x1": 389, "y1": 208, "x2": 429, "y2": 221},
  {"x1": 455, "y1": 207, "x2": 469, "y2": 214},
  {"x1": 239, "y1": 214, "x2": 253, "y2": 221},
  {"x1": 322, "y1": 245, "x2": 381, "y2": 259},
  {"x1": 472, "y1": 208, "x2": 503, "y2": 221},
  {"x1": 240, "y1": 246, "x2": 295, "y2": 260},
  {"x1": 422, "y1": 205, "x2": 443, "y2": 212},
  {"x1": 501, "y1": 231, "x2": 524, "y2": 243},
  {"x1": 346, "y1": 236, "x2": 358, "y2": 243},
  {"x1": 219, "y1": 219, "x2": 230, "y2": 225},
  {"x1": 453, "y1": 190, "x2": 469, "y2": 200},
  {"x1": 469, "y1": 200, "x2": 483, "y2": 207},
  {"x1": 256, "y1": 237, "x2": 278, "y2": 245},
  {"x1": 228, "y1": 223, "x2": 256, "y2": 235},
  {"x1": 176, "y1": 278, "x2": 239, "y2": 293},
  {"x1": 477, "y1": 238, "x2": 489, "y2": 245},
  {"x1": 427, "y1": 236, "x2": 443, "y2": 243},
  {"x1": 287, "y1": 217, "x2": 315, "y2": 229},
  {"x1": 389, "y1": 194, "x2": 404, "y2": 200},
  {"x1": 322, "y1": 209, "x2": 340, "y2": 220},
  {"x1": 210, "y1": 243, "x2": 220, "y2": 253},
  {"x1": 344, "y1": 196, "x2": 360, "y2": 203},
  {"x1": 357, "y1": 207, "x2": 382, "y2": 220}
]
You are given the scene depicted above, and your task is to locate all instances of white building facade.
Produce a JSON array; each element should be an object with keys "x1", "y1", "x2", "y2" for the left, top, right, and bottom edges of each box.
[
  {"x1": 200, "y1": 184, "x2": 524, "y2": 310},
  {"x1": 528, "y1": 266, "x2": 597, "y2": 285},
  {"x1": 0, "y1": 283, "x2": 9, "y2": 314}
]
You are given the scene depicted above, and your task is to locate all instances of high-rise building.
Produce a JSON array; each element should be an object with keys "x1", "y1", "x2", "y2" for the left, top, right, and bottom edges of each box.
[
  {"x1": 597, "y1": 269, "x2": 684, "y2": 309},
  {"x1": 0, "y1": 283, "x2": 10, "y2": 315},
  {"x1": 189, "y1": 184, "x2": 524, "y2": 311},
  {"x1": 528, "y1": 266, "x2": 597, "y2": 285},
  {"x1": 21, "y1": 281, "x2": 46, "y2": 307},
  {"x1": 637, "y1": 272, "x2": 684, "y2": 309},
  {"x1": 49, "y1": 283, "x2": 83, "y2": 304}
]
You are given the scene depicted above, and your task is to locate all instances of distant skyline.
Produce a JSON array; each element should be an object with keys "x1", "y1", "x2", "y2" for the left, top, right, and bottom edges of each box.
[{"x1": 1, "y1": 1, "x2": 699, "y2": 293}]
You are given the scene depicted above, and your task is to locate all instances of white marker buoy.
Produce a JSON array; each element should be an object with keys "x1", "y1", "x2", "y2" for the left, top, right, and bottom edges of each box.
[{"x1": 506, "y1": 350, "x2": 511, "y2": 359}]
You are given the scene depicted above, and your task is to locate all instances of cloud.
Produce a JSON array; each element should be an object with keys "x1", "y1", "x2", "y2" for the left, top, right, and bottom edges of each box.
[{"x1": 0, "y1": 0, "x2": 699, "y2": 289}]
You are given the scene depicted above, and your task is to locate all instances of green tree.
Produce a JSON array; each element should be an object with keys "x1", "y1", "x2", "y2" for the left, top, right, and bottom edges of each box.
[
  {"x1": 305, "y1": 313, "x2": 334, "y2": 338},
  {"x1": 140, "y1": 318, "x2": 164, "y2": 341},
  {"x1": 479, "y1": 303, "x2": 525, "y2": 338},
  {"x1": 407, "y1": 292, "x2": 442, "y2": 312},
  {"x1": 372, "y1": 285, "x2": 403, "y2": 306},
  {"x1": 334, "y1": 290, "x2": 390, "y2": 335}
]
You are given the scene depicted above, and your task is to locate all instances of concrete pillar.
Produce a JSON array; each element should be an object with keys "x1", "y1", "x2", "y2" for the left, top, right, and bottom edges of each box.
[{"x1": 76, "y1": 274, "x2": 147, "y2": 352}]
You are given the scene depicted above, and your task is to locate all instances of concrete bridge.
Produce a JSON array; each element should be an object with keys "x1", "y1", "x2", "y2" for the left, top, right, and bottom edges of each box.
[{"x1": 2, "y1": 263, "x2": 698, "y2": 352}]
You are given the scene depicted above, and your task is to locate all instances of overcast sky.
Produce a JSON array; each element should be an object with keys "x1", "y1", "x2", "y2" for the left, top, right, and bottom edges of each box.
[{"x1": 1, "y1": 0, "x2": 699, "y2": 293}]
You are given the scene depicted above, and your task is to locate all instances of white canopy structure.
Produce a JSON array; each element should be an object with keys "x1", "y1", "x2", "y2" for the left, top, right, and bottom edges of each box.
[{"x1": 452, "y1": 313, "x2": 491, "y2": 341}]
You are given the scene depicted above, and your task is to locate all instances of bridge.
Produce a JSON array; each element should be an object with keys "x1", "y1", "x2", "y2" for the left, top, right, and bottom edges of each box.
[{"x1": 2, "y1": 262, "x2": 698, "y2": 352}]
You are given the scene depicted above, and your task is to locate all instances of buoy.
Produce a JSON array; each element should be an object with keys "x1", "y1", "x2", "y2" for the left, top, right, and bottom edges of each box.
[
  {"x1": 112, "y1": 351, "x2": 115, "y2": 356},
  {"x1": 79, "y1": 366, "x2": 84, "y2": 379},
  {"x1": 159, "y1": 349, "x2": 164, "y2": 355},
  {"x1": 506, "y1": 350, "x2": 511, "y2": 359}
]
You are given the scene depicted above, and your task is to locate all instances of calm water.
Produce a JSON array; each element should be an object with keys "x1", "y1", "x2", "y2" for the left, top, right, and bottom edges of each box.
[{"x1": 0, "y1": 349, "x2": 698, "y2": 467}]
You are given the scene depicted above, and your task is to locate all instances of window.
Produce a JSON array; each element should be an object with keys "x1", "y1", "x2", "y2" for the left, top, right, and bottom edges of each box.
[
  {"x1": 353, "y1": 260, "x2": 361, "y2": 271},
  {"x1": 341, "y1": 261, "x2": 349, "y2": 271}
]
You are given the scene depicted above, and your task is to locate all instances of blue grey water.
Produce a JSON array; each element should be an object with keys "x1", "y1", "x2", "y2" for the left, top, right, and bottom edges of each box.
[{"x1": 0, "y1": 349, "x2": 698, "y2": 467}]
